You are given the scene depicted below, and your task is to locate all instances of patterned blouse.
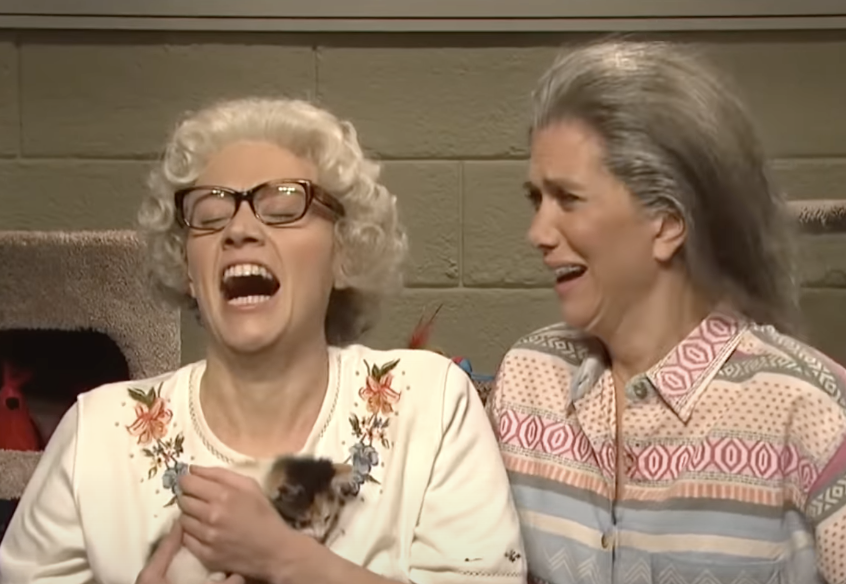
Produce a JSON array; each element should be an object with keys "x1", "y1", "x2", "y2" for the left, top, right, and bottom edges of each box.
[{"x1": 487, "y1": 310, "x2": 846, "y2": 584}]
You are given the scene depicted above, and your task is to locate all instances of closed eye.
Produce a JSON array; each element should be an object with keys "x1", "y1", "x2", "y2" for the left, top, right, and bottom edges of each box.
[
  {"x1": 524, "y1": 181, "x2": 580, "y2": 210},
  {"x1": 542, "y1": 178, "x2": 582, "y2": 207},
  {"x1": 523, "y1": 182, "x2": 542, "y2": 210}
]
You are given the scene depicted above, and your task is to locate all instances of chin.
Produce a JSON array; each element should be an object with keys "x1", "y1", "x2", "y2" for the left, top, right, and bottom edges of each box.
[
  {"x1": 557, "y1": 303, "x2": 599, "y2": 335},
  {"x1": 221, "y1": 327, "x2": 286, "y2": 355}
]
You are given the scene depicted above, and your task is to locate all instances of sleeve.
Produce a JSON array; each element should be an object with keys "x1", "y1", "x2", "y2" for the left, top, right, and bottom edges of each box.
[
  {"x1": 0, "y1": 402, "x2": 94, "y2": 584},
  {"x1": 408, "y1": 362, "x2": 527, "y2": 584},
  {"x1": 805, "y1": 429, "x2": 846, "y2": 584}
]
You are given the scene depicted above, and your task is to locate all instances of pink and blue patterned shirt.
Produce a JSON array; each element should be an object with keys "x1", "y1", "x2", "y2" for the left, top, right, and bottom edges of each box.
[{"x1": 487, "y1": 310, "x2": 846, "y2": 584}]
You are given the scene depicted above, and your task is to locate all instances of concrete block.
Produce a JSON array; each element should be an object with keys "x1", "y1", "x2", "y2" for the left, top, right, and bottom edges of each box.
[
  {"x1": 0, "y1": 160, "x2": 151, "y2": 229},
  {"x1": 381, "y1": 161, "x2": 460, "y2": 286},
  {"x1": 799, "y1": 234, "x2": 846, "y2": 289},
  {"x1": 462, "y1": 160, "x2": 547, "y2": 286},
  {"x1": 317, "y1": 45, "x2": 558, "y2": 159},
  {"x1": 772, "y1": 158, "x2": 846, "y2": 201},
  {"x1": 363, "y1": 288, "x2": 560, "y2": 373},
  {"x1": 0, "y1": 36, "x2": 17, "y2": 157},
  {"x1": 700, "y1": 35, "x2": 846, "y2": 157},
  {"x1": 20, "y1": 32, "x2": 315, "y2": 157},
  {"x1": 800, "y1": 288, "x2": 846, "y2": 367}
]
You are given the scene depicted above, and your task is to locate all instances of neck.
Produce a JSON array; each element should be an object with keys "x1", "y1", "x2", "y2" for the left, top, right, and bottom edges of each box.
[
  {"x1": 200, "y1": 334, "x2": 331, "y2": 458},
  {"x1": 595, "y1": 272, "x2": 714, "y2": 388}
]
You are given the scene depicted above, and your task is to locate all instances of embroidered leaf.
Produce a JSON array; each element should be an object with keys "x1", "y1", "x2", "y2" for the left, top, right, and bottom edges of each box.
[
  {"x1": 148, "y1": 465, "x2": 158, "y2": 479},
  {"x1": 376, "y1": 359, "x2": 400, "y2": 379},
  {"x1": 364, "y1": 474, "x2": 380, "y2": 485},
  {"x1": 173, "y1": 434, "x2": 185, "y2": 456},
  {"x1": 128, "y1": 387, "x2": 155, "y2": 408},
  {"x1": 164, "y1": 495, "x2": 178, "y2": 507},
  {"x1": 349, "y1": 414, "x2": 362, "y2": 438},
  {"x1": 142, "y1": 447, "x2": 155, "y2": 458},
  {"x1": 380, "y1": 437, "x2": 391, "y2": 449}
]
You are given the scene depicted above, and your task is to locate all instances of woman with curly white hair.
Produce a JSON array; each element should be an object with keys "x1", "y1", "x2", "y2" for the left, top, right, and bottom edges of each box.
[{"x1": 0, "y1": 98, "x2": 526, "y2": 584}]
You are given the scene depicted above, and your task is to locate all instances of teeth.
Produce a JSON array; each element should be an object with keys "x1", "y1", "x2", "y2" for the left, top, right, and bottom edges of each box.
[
  {"x1": 554, "y1": 265, "x2": 584, "y2": 279},
  {"x1": 223, "y1": 263, "x2": 275, "y2": 282},
  {"x1": 228, "y1": 295, "x2": 272, "y2": 306}
]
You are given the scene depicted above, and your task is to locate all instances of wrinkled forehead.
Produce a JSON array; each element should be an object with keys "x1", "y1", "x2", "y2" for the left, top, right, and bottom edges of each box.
[{"x1": 528, "y1": 119, "x2": 608, "y2": 188}]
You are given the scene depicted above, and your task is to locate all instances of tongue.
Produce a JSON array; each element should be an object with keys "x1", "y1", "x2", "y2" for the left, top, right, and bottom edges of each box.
[{"x1": 222, "y1": 275, "x2": 278, "y2": 300}]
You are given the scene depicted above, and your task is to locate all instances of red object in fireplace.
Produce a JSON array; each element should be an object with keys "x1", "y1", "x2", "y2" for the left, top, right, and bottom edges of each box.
[{"x1": 0, "y1": 360, "x2": 41, "y2": 452}]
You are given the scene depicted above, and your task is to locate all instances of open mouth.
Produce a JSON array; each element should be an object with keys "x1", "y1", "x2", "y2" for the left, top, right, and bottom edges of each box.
[
  {"x1": 220, "y1": 263, "x2": 280, "y2": 306},
  {"x1": 554, "y1": 264, "x2": 587, "y2": 284}
]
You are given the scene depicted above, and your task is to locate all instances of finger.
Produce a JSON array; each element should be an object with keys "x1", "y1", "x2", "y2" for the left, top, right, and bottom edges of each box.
[
  {"x1": 179, "y1": 472, "x2": 225, "y2": 502},
  {"x1": 190, "y1": 464, "x2": 254, "y2": 489},
  {"x1": 147, "y1": 521, "x2": 183, "y2": 573},
  {"x1": 176, "y1": 491, "x2": 212, "y2": 522},
  {"x1": 183, "y1": 530, "x2": 213, "y2": 569},
  {"x1": 180, "y1": 513, "x2": 213, "y2": 544},
  {"x1": 223, "y1": 575, "x2": 246, "y2": 584}
]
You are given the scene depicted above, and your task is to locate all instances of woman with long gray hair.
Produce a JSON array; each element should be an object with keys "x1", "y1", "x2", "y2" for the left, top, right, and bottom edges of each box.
[{"x1": 487, "y1": 40, "x2": 846, "y2": 584}]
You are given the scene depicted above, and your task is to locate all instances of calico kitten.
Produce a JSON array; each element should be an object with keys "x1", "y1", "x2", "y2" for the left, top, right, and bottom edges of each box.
[{"x1": 151, "y1": 455, "x2": 355, "y2": 584}]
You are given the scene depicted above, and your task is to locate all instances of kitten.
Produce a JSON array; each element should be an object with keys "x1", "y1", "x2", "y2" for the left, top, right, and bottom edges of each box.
[{"x1": 151, "y1": 455, "x2": 355, "y2": 584}]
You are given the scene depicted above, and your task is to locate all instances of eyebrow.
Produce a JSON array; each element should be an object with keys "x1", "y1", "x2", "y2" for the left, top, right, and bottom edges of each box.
[{"x1": 524, "y1": 177, "x2": 584, "y2": 193}]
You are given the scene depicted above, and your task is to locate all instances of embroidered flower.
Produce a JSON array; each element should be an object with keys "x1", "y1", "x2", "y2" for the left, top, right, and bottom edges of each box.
[
  {"x1": 346, "y1": 358, "x2": 403, "y2": 495},
  {"x1": 162, "y1": 461, "x2": 190, "y2": 497},
  {"x1": 358, "y1": 359, "x2": 401, "y2": 415},
  {"x1": 126, "y1": 383, "x2": 188, "y2": 507},
  {"x1": 126, "y1": 387, "x2": 173, "y2": 445}
]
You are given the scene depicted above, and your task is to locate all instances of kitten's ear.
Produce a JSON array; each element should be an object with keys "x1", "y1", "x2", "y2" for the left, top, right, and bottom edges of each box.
[{"x1": 331, "y1": 463, "x2": 355, "y2": 495}]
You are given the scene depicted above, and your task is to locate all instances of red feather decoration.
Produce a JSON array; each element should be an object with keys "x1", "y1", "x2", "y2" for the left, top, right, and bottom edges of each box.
[{"x1": 408, "y1": 304, "x2": 443, "y2": 350}]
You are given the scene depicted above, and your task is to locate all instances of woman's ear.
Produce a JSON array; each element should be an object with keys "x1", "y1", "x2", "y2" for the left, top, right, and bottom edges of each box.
[{"x1": 652, "y1": 210, "x2": 687, "y2": 263}]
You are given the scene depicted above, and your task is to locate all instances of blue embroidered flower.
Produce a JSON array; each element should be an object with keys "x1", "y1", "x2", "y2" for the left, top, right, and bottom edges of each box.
[
  {"x1": 351, "y1": 442, "x2": 379, "y2": 472},
  {"x1": 347, "y1": 442, "x2": 381, "y2": 495},
  {"x1": 162, "y1": 461, "x2": 189, "y2": 497}
]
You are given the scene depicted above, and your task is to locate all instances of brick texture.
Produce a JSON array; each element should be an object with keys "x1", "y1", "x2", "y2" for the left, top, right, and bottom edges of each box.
[
  {"x1": 20, "y1": 32, "x2": 316, "y2": 158},
  {"x1": 0, "y1": 30, "x2": 842, "y2": 371},
  {"x1": 0, "y1": 35, "x2": 18, "y2": 157}
]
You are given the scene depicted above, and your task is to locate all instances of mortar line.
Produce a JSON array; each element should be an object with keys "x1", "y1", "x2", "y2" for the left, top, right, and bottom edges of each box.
[{"x1": 458, "y1": 160, "x2": 465, "y2": 288}]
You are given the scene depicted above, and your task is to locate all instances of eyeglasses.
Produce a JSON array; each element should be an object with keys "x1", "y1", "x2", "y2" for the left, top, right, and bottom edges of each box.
[{"x1": 174, "y1": 179, "x2": 345, "y2": 231}]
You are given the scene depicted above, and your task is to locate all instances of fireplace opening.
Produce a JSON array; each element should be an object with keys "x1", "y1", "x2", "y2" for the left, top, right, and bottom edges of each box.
[{"x1": 0, "y1": 328, "x2": 131, "y2": 450}]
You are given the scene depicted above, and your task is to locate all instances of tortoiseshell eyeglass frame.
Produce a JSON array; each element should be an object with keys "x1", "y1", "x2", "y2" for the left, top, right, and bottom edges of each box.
[{"x1": 174, "y1": 178, "x2": 345, "y2": 231}]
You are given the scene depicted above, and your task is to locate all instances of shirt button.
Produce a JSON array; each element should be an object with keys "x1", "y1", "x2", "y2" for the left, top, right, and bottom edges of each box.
[
  {"x1": 633, "y1": 384, "x2": 648, "y2": 399},
  {"x1": 600, "y1": 532, "x2": 615, "y2": 549}
]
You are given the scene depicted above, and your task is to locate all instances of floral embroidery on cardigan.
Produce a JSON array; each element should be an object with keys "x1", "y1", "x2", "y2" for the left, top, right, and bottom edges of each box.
[
  {"x1": 347, "y1": 358, "x2": 401, "y2": 495},
  {"x1": 126, "y1": 384, "x2": 188, "y2": 507}
]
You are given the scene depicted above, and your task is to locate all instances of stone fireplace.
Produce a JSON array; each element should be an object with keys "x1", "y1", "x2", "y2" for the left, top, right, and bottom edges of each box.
[{"x1": 0, "y1": 230, "x2": 181, "y2": 535}]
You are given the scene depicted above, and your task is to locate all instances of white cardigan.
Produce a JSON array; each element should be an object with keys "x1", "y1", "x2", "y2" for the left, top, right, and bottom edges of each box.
[{"x1": 0, "y1": 345, "x2": 526, "y2": 583}]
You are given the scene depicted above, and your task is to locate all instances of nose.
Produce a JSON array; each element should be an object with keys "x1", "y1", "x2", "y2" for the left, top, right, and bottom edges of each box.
[
  {"x1": 223, "y1": 201, "x2": 265, "y2": 247},
  {"x1": 527, "y1": 197, "x2": 561, "y2": 253}
]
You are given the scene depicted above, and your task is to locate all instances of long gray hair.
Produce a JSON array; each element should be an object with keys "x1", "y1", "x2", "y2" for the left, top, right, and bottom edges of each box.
[{"x1": 531, "y1": 39, "x2": 800, "y2": 335}]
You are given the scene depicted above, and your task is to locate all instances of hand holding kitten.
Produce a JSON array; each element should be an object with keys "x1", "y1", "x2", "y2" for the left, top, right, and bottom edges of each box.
[
  {"x1": 177, "y1": 465, "x2": 316, "y2": 584},
  {"x1": 135, "y1": 519, "x2": 246, "y2": 584}
]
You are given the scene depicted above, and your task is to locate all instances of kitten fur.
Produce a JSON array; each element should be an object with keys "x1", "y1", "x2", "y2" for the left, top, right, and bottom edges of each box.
[{"x1": 150, "y1": 455, "x2": 355, "y2": 584}]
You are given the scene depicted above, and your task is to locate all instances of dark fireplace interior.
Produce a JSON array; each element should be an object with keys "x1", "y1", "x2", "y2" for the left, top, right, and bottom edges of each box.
[{"x1": 0, "y1": 328, "x2": 131, "y2": 450}]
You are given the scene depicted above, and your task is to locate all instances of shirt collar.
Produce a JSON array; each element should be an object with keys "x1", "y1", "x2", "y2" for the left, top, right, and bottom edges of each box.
[{"x1": 572, "y1": 310, "x2": 749, "y2": 422}]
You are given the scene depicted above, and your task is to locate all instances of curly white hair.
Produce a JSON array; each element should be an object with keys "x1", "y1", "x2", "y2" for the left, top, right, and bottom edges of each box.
[{"x1": 137, "y1": 97, "x2": 408, "y2": 344}]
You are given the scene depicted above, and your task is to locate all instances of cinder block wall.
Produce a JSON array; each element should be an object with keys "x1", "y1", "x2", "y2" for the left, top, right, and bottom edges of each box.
[{"x1": 1, "y1": 30, "x2": 845, "y2": 373}]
